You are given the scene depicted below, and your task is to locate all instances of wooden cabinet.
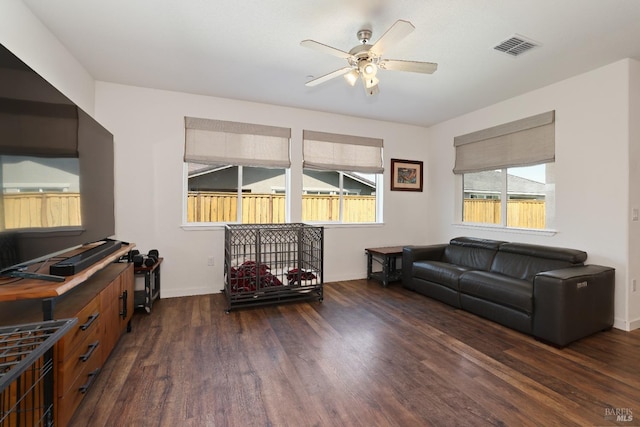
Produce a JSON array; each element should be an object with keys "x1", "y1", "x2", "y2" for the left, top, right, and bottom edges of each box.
[
  {"x1": 56, "y1": 262, "x2": 134, "y2": 426},
  {"x1": 56, "y1": 297, "x2": 101, "y2": 397},
  {"x1": 100, "y1": 265, "x2": 134, "y2": 364},
  {"x1": 0, "y1": 246, "x2": 135, "y2": 427}
]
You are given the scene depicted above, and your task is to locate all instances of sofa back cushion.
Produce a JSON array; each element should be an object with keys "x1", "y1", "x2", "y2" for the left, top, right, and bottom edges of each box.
[
  {"x1": 442, "y1": 237, "x2": 503, "y2": 271},
  {"x1": 491, "y1": 242, "x2": 587, "y2": 281}
]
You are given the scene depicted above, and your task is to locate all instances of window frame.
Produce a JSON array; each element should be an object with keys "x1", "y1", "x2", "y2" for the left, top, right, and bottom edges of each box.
[
  {"x1": 301, "y1": 169, "x2": 383, "y2": 224},
  {"x1": 301, "y1": 130, "x2": 384, "y2": 225},
  {"x1": 183, "y1": 117, "x2": 292, "y2": 225},
  {"x1": 183, "y1": 163, "x2": 290, "y2": 225},
  {"x1": 460, "y1": 162, "x2": 554, "y2": 231}
]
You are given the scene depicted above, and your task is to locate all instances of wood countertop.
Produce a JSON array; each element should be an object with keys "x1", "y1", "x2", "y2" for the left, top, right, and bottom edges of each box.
[{"x1": 0, "y1": 242, "x2": 135, "y2": 302}]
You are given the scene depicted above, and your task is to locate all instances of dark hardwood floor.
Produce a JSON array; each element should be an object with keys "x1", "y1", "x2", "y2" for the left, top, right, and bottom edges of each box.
[{"x1": 69, "y1": 280, "x2": 640, "y2": 427}]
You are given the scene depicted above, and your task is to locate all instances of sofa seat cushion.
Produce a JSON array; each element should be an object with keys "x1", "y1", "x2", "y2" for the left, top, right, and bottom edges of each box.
[
  {"x1": 459, "y1": 271, "x2": 533, "y2": 314},
  {"x1": 413, "y1": 261, "x2": 473, "y2": 291}
]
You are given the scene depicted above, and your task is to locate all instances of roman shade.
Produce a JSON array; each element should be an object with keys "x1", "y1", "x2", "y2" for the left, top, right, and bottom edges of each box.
[
  {"x1": 0, "y1": 98, "x2": 79, "y2": 157},
  {"x1": 303, "y1": 130, "x2": 384, "y2": 174},
  {"x1": 184, "y1": 117, "x2": 291, "y2": 168},
  {"x1": 453, "y1": 111, "x2": 555, "y2": 174}
]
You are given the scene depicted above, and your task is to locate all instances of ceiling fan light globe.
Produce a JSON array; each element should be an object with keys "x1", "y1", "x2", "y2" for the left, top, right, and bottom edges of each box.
[
  {"x1": 364, "y1": 76, "x2": 379, "y2": 89},
  {"x1": 344, "y1": 70, "x2": 359, "y2": 86},
  {"x1": 362, "y1": 62, "x2": 377, "y2": 78}
]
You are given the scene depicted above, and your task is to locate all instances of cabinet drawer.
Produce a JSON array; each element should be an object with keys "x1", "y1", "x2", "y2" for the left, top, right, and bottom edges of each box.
[
  {"x1": 58, "y1": 354, "x2": 102, "y2": 427},
  {"x1": 57, "y1": 298, "x2": 100, "y2": 360},
  {"x1": 58, "y1": 323, "x2": 101, "y2": 397}
]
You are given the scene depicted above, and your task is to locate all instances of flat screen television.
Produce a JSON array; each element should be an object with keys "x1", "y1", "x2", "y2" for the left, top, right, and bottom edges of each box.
[{"x1": 0, "y1": 43, "x2": 115, "y2": 273}]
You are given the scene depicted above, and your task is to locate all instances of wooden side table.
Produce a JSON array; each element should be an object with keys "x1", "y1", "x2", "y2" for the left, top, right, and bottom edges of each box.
[{"x1": 365, "y1": 246, "x2": 404, "y2": 287}]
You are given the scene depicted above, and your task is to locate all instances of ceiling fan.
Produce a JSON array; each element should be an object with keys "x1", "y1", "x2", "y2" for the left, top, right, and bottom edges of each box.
[{"x1": 301, "y1": 19, "x2": 437, "y2": 96}]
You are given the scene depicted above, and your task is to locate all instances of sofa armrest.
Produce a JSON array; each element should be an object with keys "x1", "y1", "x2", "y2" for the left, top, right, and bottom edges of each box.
[
  {"x1": 533, "y1": 264, "x2": 615, "y2": 347},
  {"x1": 402, "y1": 244, "x2": 447, "y2": 288}
]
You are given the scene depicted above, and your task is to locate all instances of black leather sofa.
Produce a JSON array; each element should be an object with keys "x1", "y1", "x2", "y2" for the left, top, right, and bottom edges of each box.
[{"x1": 402, "y1": 237, "x2": 615, "y2": 347}]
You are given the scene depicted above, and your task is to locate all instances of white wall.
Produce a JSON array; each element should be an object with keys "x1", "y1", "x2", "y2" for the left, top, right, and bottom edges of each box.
[
  {"x1": 628, "y1": 60, "x2": 640, "y2": 329},
  {"x1": 0, "y1": 0, "x2": 96, "y2": 115},
  {"x1": 95, "y1": 82, "x2": 430, "y2": 297},
  {"x1": 427, "y1": 59, "x2": 638, "y2": 331}
]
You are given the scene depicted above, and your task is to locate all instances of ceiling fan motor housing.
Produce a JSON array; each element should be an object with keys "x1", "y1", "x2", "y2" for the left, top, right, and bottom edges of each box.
[
  {"x1": 357, "y1": 29, "x2": 372, "y2": 44},
  {"x1": 348, "y1": 44, "x2": 379, "y2": 70}
]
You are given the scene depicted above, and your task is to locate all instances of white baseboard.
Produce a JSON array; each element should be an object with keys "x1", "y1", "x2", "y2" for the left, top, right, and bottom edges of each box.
[{"x1": 613, "y1": 317, "x2": 640, "y2": 331}]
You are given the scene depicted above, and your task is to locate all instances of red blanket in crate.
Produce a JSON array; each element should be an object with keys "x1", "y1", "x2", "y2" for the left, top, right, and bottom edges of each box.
[
  {"x1": 229, "y1": 260, "x2": 283, "y2": 293},
  {"x1": 286, "y1": 268, "x2": 317, "y2": 285}
]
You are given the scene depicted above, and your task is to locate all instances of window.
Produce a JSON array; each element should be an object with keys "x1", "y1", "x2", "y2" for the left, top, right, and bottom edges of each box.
[
  {"x1": 462, "y1": 163, "x2": 555, "y2": 229},
  {"x1": 302, "y1": 170, "x2": 379, "y2": 222},
  {"x1": 455, "y1": 111, "x2": 555, "y2": 230},
  {"x1": 184, "y1": 118, "x2": 290, "y2": 224},
  {"x1": 302, "y1": 130, "x2": 382, "y2": 223}
]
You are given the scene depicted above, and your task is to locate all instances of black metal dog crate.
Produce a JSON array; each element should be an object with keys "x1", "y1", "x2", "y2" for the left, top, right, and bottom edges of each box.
[
  {"x1": 0, "y1": 319, "x2": 76, "y2": 427},
  {"x1": 224, "y1": 223, "x2": 323, "y2": 311}
]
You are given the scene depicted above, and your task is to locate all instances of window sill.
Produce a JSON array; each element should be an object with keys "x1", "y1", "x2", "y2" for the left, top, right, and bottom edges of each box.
[{"x1": 453, "y1": 222, "x2": 557, "y2": 237}]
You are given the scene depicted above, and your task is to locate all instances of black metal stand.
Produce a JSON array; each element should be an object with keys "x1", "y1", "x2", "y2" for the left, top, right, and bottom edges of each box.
[
  {"x1": 42, "y1": 298, "x2": 56, "y2": 321},
  {"x1": 134, "y1": 258, "x2": 162, "y2": 313}
]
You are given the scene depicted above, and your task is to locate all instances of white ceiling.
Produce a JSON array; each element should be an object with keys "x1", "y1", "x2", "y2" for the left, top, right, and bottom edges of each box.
[{"x1": 22, "y1": 0, "x2": 640, "y2": 127}]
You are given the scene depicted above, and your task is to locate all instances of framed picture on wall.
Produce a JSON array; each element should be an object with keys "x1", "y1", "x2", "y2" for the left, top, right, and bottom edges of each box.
[{"x1": 390, "y1": 159, "x2": 423, "y2": 192}]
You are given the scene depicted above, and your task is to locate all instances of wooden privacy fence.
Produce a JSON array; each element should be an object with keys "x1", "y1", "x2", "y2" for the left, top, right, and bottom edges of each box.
[
  {"x1": 1, "y1": 192, "x2": 544, "y2": 229},
  {"x1": 463, "y1": 199, "x2": 546, "y2": 229},
  {"x1": 301, "y1": 194, "x2": 376, "y2": 222},
  {"x1": 2, "y1": 193, "x2": 81, "y2": 230},
  {"x1": 189, "y1": 193, "x2": 545, "y2": 226},
  {"x1": 187, "y1": 192, "x2": 376, "y2": 223},
  {"x1": 187, "y1": 192, "x2": 289, "y2": 224}
]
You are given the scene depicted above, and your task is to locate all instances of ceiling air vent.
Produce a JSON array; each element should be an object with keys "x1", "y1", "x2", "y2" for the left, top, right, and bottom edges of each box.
[{"x1": 493, "y1": 35, "x2": 539, "y2": 57}]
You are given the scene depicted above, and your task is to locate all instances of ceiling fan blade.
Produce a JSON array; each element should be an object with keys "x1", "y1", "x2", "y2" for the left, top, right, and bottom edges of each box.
[
  {"x1": 370, "y1": 20, "x2": 415, "y2": 57},
  {"x1": 300, "y1": 40, "x2": 353, "y2": 59},
  {"x1": 305, "y1": 67, "x2": 353, "y2": 87},
  {"x1": 379, "y1": 59, "x2": 438, "y2": 74}
]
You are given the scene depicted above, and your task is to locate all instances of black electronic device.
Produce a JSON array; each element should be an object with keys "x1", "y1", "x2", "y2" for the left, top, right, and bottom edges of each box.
[
  {"x1": 0, "y1": 43, "x2": 115, "y2": 273},
  {"x1": 49, "y1": 240, "x2": 122, "y2": 276}
]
